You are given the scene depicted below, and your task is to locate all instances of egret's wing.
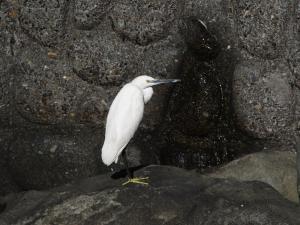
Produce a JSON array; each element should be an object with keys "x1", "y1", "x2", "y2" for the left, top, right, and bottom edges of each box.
[{"x1": 101, "y1": 84, "x2": 144, "y2": 165}]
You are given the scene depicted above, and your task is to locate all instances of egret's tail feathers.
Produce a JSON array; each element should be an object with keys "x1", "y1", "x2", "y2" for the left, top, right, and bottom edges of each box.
[
  {"x1": 101, "y1": 153, "x2": 114, "y2": 166},
  {"x1": 101, "y1": 139, "x2": 128, "y2": 166},
  {"x1": 101, "y1": 143, "x2": 115, "y2": 166},
  {"x1": 101, "y1": 141, "x2": 123, "y2": 166}
]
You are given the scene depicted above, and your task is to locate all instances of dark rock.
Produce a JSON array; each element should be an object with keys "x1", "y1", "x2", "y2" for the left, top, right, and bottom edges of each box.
[
  {"x1": 69, "y1": 28, "x2": 137, "y2": 87},
  {"x1": 179, "y1": 17, "x2": 221, "y2": 60},
  {"x1": 8, "y1": 128, "x2": 106, "y2": 190},
  {"x1": 0, "y1": 166, "x2": 300, "y2": 225},
  {"x1": 18, "y1": 0, "x2": 68, "y2": 48},
  {"x1": 234, "y1": 0, "x2": 294, "y2": 59},
  {"x1": 13, "y1": 36, "x2": 109, "y2": 127},
  {"x1": 296, "y1": 136, "x2": 300, "y2": 197},
  {"x1": 0, "y1": 0, "x2": 299, "y2": 193},
  {"x1": 110, "y1": 0, "x2": 179, "y2": 46},
  {"x1": 182, "y1": 0, "x2": 237, "y2": 51},
  {"x1": 11, "y1": 3, "x2": 184, "y2": 130},
  {"x1": 232, "y1": 59, "x2": 295, "y2": 143},
  {"x1": 0, "y1": 203, "x2": 6, "y2": 214},
  {"x1": 0, "y1": 129, "x2": 20, "y2": 196},
  {"x1": 74, "y1": 0, "x2": 112, "y2": 30},
  {"x1": 168, "y1": 55, "x2": 222, "y2": 137},
  {"x1": 0, "y1": 165, "x2": 20, "y2": 197},
  {"x1": 0, "y1": 56, "x2": 14, "y2": 128}
]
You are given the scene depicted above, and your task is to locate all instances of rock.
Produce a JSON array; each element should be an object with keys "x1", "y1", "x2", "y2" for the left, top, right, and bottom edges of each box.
[
  {"x1": 0, "y1": 203, "x2": 5, "y2": 214},
  {"x1": 0, "y1": 0, "x2": 299, "y2": 193},
  {"x1": 74, "y1": 0, "x2": 111, "y2": 30},
  {"x1": 0, "y1": 166, "x2": 300, "y2": 225},
  {"x1": 8, "y1": 128, "x2": 107, "y2": 190},
  {"x1": 233, "y1": 59, "x2": 295, "y2": 143},
  {"x1": 179, "y1": 17, "x2": 221, "y2": 60},
  {"x1": 295, "y1": 136, "x2": 300, "y2": 196},
  {"x1": 10, "y1": 0, "x2": 185, "y2": 130},
  {"x1": 110, "y1": 0, "x2": 179, "y2": 46},
  {"x1": 13, "y1": 32, "x2": 109, "y2": 127},
  {"x1": 0, "y1": 56, "x2": 14, "y2": 128},
  {"x1": 0, "y1": 129, "x2": 20, "y2": 196},
  {"x1": 168, "y1": 55, "x2": 222, "y2": 137},
  {"x1": 0, "y1": 165, "x2": 20, "y2": 197},
  {"x1": 18, "y1": 0, "x2": 67, "y2": 47},
  {"x1": 208, "y1": 151, "x2": 298, "y2": 203},
  {"x1": 235, "y1": 0, "x2": 294, "y2": 59}
]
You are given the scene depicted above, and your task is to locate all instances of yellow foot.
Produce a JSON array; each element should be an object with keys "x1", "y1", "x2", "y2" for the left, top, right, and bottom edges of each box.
[{"x1": 122, "y1": 177, "x2": 149, "y2": 186}]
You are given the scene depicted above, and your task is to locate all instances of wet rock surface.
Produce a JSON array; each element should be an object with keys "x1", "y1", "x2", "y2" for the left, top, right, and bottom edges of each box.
[
  {"x1": 0, "y1": 0, "x2": 299, "y2": 191},
  {"x1": 0, "y1": 166, "x2": 300, "y2": 225}
]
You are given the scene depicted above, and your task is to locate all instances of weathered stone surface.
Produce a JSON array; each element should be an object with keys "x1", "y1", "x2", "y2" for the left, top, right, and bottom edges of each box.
[
  {"x1": 18, "y1": 0, "x2": 67, "y2": 47},
  {"x1": 12, "y1": 32, "x2": 109, "y2": 127},
  {"x1": 235, "y1": 0, "x2": 293, "y2": 59},
  {"x1": 8, "y1": 128, "x2": 106, "y2": 190},
  {"x1": 208, "y1": 151, "x2": 298, "y2": 203},
  {"x1": 1, "y1": 166, "x2": 300, "y2": 225},
  {"x1": 74, "y1": 0, "x2": 111, "y2": 30},
  {"x1": 11, "y1": 1, "x2": 184, "y2": 130},
  {"x1": 110, "y1": 0, "x2": 179, "y2": 46},
  {"x1": 233, "y1": 59, "x2": 295, "y2": 142}
]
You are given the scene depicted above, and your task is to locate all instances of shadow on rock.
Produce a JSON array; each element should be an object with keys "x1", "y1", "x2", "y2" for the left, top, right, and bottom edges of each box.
[{"x1": 0, "y1": 166, "x2": 299, "y2": 225}]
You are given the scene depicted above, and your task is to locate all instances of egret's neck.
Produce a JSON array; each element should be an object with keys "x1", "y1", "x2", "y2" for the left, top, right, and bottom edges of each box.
[{"x1": 143, "y1": 87, "x2": 153, "y2": 104}]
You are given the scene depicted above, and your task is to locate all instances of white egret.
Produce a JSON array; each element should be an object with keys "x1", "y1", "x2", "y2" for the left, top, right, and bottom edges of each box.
[{"x1": 101, "y1": 75, "x2": 180, "y2": 185}]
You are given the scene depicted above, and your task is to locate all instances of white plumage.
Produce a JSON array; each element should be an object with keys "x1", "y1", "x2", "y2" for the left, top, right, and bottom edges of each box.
[
  {"x1": 101, "y1": 75, "x2": 180, "y2": 166},
  {"x1": 101, "y1": 84, "x2": 145, "y2": 165}
]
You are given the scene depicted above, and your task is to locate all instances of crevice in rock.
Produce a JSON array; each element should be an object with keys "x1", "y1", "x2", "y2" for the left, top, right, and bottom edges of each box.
[{"x1": 152, "y1": 17, "x2": 263, "y2": 171}]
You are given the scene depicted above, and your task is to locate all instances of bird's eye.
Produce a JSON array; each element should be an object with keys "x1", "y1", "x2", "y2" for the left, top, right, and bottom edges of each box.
[{"x1": 146, "y1": 80, "x2": 150, "y2": 83}]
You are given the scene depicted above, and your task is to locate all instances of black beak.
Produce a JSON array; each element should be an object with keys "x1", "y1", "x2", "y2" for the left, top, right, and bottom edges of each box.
[{"x1": 149, "y1": 79, "x2": 181, "y2": 85}]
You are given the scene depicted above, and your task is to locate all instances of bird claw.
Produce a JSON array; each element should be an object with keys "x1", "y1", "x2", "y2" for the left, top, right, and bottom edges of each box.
[{"x1": 122, "y1": 177, "x2": 149, "y2": 186}]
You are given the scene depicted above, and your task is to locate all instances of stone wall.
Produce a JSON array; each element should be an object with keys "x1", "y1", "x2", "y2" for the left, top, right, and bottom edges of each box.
[{"x1": 0, "y1": 0, "x2": 299, "y2": 191}]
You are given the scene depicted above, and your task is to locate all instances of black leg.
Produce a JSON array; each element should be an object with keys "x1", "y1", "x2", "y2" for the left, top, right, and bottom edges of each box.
[{"x1": 122, "y1": 150, "x2": 133, "y2": 179}]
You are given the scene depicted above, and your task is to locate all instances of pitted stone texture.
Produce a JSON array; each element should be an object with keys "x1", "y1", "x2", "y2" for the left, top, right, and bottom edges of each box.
[
  {"x1": 235, "y1": 0, "x2": 293, "y2": 59},
  {"x1": 69, "y1": 28, "x2": 138, "y2": 86},
  {"x1": 8, "y1": 129, "x2": 105, "y2": 190},
  {"x1": 18, "y1": 0, "x2": 67, "y2": 47},
  {"x1": 74, "y1": 0, "x2": 112, "y2": 30},
  {"x1": 233, "y1": 59, "x2": 295, "y2": 140},
  {"x1": 110, "y1": 0, "x2": 179, "y2": 46},
  {"x1": 13, "y1": 33, "x2": 108, "y2": 126}
]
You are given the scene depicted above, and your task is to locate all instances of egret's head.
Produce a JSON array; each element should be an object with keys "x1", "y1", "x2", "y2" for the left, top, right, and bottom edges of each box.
[{"x1": 131, "y1": 75, "x2": 180, "y2": 89}]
